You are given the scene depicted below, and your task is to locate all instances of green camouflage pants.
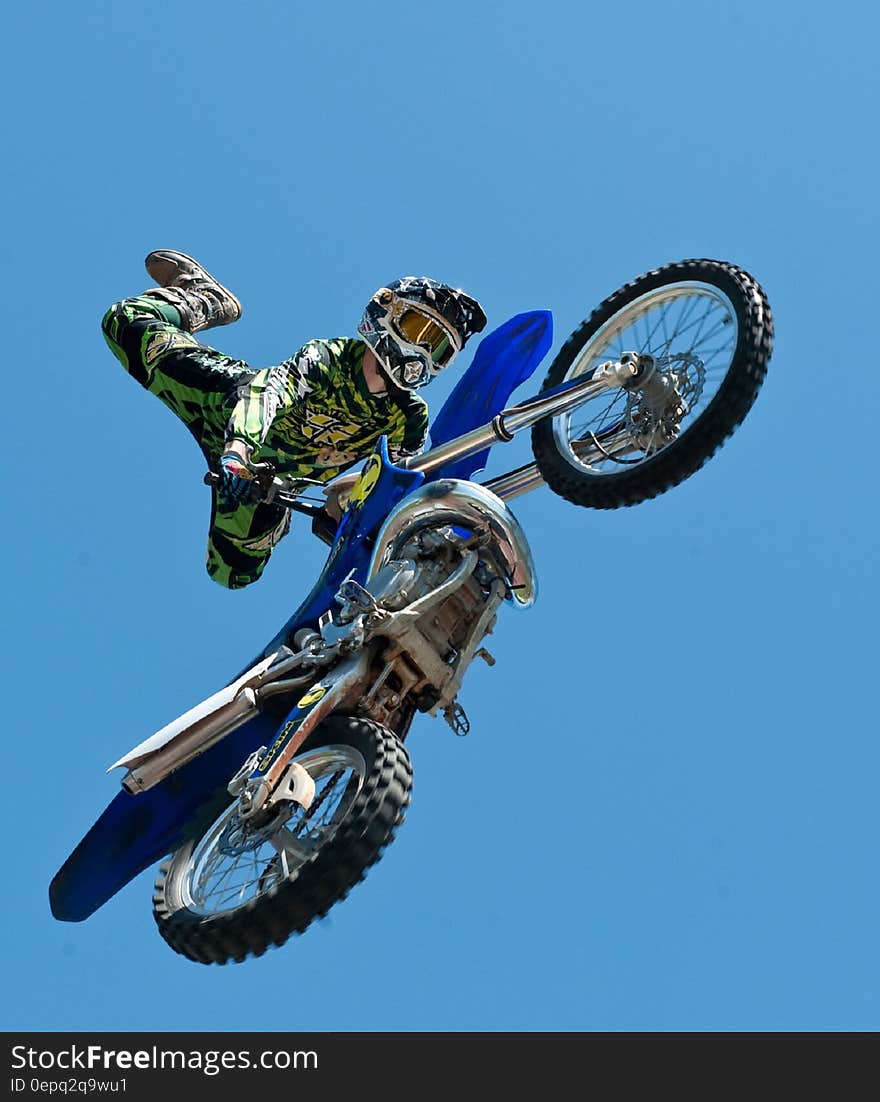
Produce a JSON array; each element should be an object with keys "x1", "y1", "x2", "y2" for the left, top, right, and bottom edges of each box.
[{"x1": 101, "y1": 295, "x2": 291, "y2": 589}]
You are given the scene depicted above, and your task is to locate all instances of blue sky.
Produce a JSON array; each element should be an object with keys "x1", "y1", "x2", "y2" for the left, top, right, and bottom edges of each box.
[{"x1": 3, "y1": 1, "x2": 877, "y2": 1031}]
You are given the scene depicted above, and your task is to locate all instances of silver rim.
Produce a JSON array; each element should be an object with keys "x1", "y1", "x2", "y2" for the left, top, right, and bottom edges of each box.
[
  {"x1": 180, "y1": 744, "x2": 367, "y2": 917},
  {"x1": 553, "y1": 281, "x2": 739, "y2": 475}
]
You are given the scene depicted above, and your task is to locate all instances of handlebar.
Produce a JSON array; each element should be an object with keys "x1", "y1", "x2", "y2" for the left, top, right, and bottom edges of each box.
[{"x1": 204, "y1": 464, "x2": 340, "y2": 546}]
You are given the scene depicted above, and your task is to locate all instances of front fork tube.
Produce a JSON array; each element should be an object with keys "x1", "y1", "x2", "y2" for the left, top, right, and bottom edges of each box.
[
  {"x1": 406, "y1": 357, "x2": 640, "y2": 478},
  {"x1": 408, "y1": 355, "x2": 647, "y2": 500},
  {"x1": 483, "y1": 424, "x2": 640, "y2": 501}
]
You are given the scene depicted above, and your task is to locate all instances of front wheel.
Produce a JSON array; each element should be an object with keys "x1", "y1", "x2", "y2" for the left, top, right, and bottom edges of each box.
[
  {"x1": 153, "y1": 715, "x2": 412, "y2": 965},
  {"x1": 531, "y1": 259, "x2": 773, "y2": 508}
]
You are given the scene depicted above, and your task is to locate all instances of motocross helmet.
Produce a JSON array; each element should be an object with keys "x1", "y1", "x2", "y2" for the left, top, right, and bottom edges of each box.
[{"x1": 357, "y1": 275, "x2": 487, "y2": 391}]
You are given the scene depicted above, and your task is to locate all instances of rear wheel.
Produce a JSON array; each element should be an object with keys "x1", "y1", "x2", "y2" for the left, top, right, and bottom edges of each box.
[
  {"x1": 153, "y1": 714, "x2": 412, "y2": 965},
  {"x1": 531, "y1": 259, "x2": 773, "y2": 508}
]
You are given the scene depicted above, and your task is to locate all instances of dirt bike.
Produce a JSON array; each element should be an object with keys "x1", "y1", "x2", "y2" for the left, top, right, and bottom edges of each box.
[{"x1": 50, "y1": 259, "x2": 773, "y2": 965}]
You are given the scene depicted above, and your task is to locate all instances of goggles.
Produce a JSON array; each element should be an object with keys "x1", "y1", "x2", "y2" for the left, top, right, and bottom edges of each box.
[{"x1": 394, "y1": 308, "x2": 459, "y2": 367}]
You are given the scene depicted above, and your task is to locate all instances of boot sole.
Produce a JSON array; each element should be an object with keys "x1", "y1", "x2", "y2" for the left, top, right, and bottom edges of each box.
[{"x1": 145, "y1": 250, "x2": 242, "y2": 318}]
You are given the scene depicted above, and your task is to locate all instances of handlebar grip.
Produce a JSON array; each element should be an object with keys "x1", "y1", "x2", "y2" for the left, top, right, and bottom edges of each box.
[{"x1": 203, "y1": 467, "x2": 273, "y2": 505}]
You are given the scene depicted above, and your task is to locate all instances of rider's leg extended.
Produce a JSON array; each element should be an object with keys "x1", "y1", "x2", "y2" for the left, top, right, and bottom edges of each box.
[
  {"x1": 206, "y1": 493, "x2": 293, "y2": 590},
  {"x1": 101, "y1": 250, "x2": 246, "y2": 441},
  {"x1": 102, "y1": 250, "x2": 294, "y2": 590}
]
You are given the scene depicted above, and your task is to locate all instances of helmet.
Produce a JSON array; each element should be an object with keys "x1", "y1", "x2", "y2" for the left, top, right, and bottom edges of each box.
[{"x1": 357, "y1": 276, "x2": 487, "y2": 391}]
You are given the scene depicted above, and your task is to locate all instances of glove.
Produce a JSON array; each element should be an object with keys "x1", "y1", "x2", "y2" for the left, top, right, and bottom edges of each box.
[{"x1": 217, "y1": 450, "x2": 256, "y2": 506}]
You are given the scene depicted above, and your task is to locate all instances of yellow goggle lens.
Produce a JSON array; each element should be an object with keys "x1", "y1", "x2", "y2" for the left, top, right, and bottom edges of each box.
[{"x1": 396, "y1": 310, "x2": 456, "y2": 365}]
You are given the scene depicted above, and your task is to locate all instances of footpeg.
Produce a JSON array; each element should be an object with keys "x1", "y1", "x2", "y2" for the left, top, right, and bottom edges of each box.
[
  {"x1": 444, "y1": 701, "x2": 470, "y2": 736},
  {"x1": 227, "y1": 747, "x2": 266, "y2": 796}
]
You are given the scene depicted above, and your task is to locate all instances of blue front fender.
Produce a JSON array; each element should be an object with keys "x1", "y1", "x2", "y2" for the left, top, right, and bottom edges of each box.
[{"x1": 427, "y1": 309, "x2": 552, "y2": 481}]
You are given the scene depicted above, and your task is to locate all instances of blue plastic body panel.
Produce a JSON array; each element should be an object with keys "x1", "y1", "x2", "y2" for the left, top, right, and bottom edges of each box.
[
  {"x1": 258, "y1": 437, "x2": 424, "y2": 659},
  {"x1": 50, "y1": 711, "x2": 281, "y2": 922}
]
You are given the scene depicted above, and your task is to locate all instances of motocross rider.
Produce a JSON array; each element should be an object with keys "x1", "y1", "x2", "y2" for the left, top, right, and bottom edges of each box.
[{"x1": 102, "y1": 251, "x2": 487, "y2": 589}]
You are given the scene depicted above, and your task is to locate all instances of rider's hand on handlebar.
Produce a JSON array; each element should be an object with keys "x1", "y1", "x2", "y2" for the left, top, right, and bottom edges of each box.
[{"x1": 217, "y1": 447, "x2": 257, "y2": 506}]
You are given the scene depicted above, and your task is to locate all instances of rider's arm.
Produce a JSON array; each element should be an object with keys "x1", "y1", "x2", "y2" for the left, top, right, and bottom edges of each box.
[
  {"x1": 224, "y1": 342, "x2": 327, "y2": 458},
  {"x1": 386, "y1": 391, "x2": 430, "y2": 464}
]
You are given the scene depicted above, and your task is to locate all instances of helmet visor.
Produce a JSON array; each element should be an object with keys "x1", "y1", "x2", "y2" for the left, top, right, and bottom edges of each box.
[{"x1": 395, "y1": 309, "x2": 457, "y2": 367}]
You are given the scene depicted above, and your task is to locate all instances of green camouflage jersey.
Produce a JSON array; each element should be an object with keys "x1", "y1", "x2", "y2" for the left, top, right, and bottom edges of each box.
[
  {"x1": 229, "y1": 336, "x2": 429, "y2": 477},
  {"x1": 102, "y1": 294, "x2": 428, "y2": 590}
]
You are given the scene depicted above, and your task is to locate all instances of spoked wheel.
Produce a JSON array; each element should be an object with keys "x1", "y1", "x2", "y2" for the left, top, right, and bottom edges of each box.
[
  {"x1": 531, "y1": 259, "x2": 773, "y2": 508},
  {"x1": 153, "y1": 715, "x2": 412, "y2": 965}
]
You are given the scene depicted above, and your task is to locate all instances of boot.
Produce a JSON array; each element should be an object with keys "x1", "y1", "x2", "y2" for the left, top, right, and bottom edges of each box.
[{"x1": 143, "y1": 249, "x2": 242, "y2": 333}]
